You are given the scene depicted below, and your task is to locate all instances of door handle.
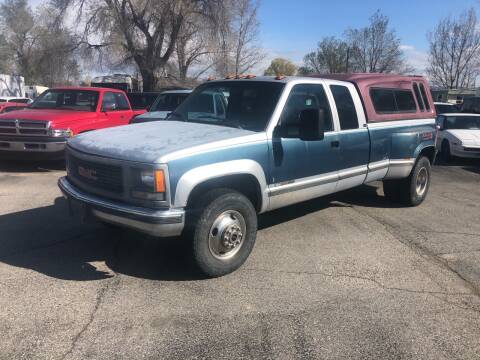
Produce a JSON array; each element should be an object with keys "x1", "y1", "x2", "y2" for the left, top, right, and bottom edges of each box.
[{"x1": 331, "y1": 140, "x2": 340, "y2": 148}]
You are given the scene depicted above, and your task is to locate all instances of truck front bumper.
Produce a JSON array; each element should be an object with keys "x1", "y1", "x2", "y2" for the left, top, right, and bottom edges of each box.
[
  {"x1": 0, "y1": 137, "x2": 67, "y2": 160},
  {"x1": 58, "y1": 177, "x2": 185, "y2": 237}
]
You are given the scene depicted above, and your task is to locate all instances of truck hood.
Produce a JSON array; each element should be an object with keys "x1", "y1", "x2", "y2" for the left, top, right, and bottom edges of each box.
[
  {"x1": 446, "y1": 129, "x2": 480, "y2": 145},
  {"x1": 0, "y1": 109, "x2": 97, "y2": 128},
  {"x1": 68, "y1": 121, "x2": 258, "y2": 163}
]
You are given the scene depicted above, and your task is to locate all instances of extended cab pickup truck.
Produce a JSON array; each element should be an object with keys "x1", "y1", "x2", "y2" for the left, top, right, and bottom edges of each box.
[
  {"x1": 0, "y1": 87, "x2": 145, "y2": 159},
  {"x1": 59, "y1": 74, "x2": 437, "y2": 277}
]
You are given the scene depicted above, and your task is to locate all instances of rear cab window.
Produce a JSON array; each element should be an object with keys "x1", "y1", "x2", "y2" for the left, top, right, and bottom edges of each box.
[{"x1": 371, "y1": 88, "x2": 417, "y2": 114}]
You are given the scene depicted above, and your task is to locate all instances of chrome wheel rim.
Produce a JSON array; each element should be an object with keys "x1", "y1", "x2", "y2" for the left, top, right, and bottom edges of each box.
[
  {"x1": 208, "y1": 210, "x2": 246, "y2": 260},
  {"x1": 416, "y1": 167, "x2": 428, "y2": 197}
]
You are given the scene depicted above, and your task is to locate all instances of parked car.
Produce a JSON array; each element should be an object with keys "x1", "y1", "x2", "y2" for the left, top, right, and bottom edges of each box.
[
  {"x1": 127, "y1": 92, "x2": 162, "y2": 110},
  {"x1": 0, "y1": 101, "x2": 29, "y2": 114},
  {"x1": 436, "y1": 113, "x2": 480, "y2": 160},
  {"x1": 59, "y1": 74, "x2": 437, "y2": 277},
  {"x1": 130, "y1": 90, "x2": 192, "y2": 123},
  {"x1": 459, "y1": 96, "x2": 480, "y2": 114},
  {"x1": 0, "y1": 87, "x2": 145, "y2": 160},
  {"x1": 434, "y1": 102, "x2": 458, "y2": 114}
]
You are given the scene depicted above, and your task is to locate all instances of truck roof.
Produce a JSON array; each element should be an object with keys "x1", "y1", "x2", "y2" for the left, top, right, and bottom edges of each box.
[{"x1": 207, "y1": 74, "x2": 436, "y2": 123}]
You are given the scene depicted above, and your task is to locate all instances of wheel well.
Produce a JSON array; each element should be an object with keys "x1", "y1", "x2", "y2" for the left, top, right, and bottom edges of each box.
[
  {"x1": 186, "y1": 174, "x2": 262, "y2": 212},
  {"x1": 418, "y1": 146, "x2": 436, "y2": 164}
]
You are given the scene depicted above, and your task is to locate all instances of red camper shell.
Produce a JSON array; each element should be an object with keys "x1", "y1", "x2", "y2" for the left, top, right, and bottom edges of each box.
[{"x1": 311, "y1": 73, "x2": 436, "y2": 122}]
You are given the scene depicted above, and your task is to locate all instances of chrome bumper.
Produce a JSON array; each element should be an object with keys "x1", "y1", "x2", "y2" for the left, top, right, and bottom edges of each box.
[
  {"x1": 0, "y1": 139, "x2": 66, "y2": 152},
  {"x1": 58, "y1": 177, "x2": 185, "y2": 237}
]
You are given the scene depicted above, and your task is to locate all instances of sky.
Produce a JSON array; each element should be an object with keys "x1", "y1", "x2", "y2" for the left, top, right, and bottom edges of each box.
[
  {"x1": 257, "y1": 0, "x2": 479, "y2": 74},
  {"x1": 28, "y1": 0, "x2": 479, "y2": 76}
]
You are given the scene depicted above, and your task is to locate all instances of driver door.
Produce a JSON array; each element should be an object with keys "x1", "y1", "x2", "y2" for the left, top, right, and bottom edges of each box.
[{"x1": 268, "y1": 83, "x2": 340, "y2": 210}]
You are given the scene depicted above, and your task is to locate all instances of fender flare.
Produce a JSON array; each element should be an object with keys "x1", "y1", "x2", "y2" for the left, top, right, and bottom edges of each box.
[{"x1": 173, "y1": 159, "x2": 269, "y2": 213}]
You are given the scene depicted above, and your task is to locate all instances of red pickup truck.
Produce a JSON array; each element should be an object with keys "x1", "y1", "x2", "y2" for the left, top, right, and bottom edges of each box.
[{"x1": 0, "y1": 87, "x2": 145, "y2": 160}]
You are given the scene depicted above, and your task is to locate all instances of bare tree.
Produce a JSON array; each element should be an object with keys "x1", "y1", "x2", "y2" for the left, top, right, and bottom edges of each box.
[
  {"x1": 345, "y1": 11, "x2": 412, "y2": 73},
  {"x1": 298, "y1": 37, "x2": 349, "y2": 74},
  {"x1": 212, "y1": 0, "x2": 262, "y2": 76},
  {"x1": 53, "y1": 0, "x2": 222, "y2": 90},
  {"x1": 427, "y1": 8, "x2": 480, "y2": 89},
  {"x1": 173, "y1": 15, "x2": 214, "y2": 83}
]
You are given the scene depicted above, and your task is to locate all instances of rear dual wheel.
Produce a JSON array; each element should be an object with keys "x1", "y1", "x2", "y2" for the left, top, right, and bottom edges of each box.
[{"x1": 383, "y1": 156, "x2": 431, "y2": 206}]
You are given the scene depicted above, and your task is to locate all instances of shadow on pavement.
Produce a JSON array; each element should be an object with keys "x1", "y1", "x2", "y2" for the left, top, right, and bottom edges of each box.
[
  {"x1": 0, "y1": 159, "x2": 66, "y2": 172},
  {"x1": 0, "y1": 184, "x2": 400, "y2": 282}
]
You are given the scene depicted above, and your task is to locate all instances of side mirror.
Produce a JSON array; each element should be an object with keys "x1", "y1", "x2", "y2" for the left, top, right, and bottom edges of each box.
[{"x1": 299, "y1": 108, "x2": 325, "y2": 141}]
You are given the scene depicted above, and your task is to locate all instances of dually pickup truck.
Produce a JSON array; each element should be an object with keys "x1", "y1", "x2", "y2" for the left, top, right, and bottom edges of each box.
[
  {"x1": 59, "y1": 74, "x2": 437, "y2": 277},
  {"x1": 0, "y1": 87, "x2": 145, "y2": 159}
]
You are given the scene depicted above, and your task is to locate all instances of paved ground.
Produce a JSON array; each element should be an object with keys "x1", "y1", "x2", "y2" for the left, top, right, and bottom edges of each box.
[{"x1": 0, "y1": 159, "x2": 479, "y2": 359}]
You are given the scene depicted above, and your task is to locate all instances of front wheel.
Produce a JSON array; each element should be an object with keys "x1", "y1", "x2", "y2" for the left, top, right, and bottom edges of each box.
[{"x1": 188, "y1": 189, "x2": 258, "y2": 277}]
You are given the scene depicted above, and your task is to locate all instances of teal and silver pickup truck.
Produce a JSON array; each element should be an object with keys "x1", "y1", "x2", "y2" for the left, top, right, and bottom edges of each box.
[{"x1": 59, "y1": 74, "x2": 437, "y2": 277}]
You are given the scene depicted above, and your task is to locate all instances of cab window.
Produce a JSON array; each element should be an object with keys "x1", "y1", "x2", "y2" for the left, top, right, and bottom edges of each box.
[
  {"x1": 330, "y1": 85, "x2": 358, "y2": 130},
  {"x1": 280, "y1": 84, "x2": 333, "y2": 137}
]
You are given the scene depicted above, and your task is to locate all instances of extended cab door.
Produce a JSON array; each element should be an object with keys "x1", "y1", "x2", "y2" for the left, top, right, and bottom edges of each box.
[
  {"x1": 326, "y1": 82, "x2": 369, "y2": 191},
  {"x1": 268, "y1": 82, "x2": 340, "y2": 210},
  {"x1": 99, "y1": 91, "x2": 132, "y2": 127}
]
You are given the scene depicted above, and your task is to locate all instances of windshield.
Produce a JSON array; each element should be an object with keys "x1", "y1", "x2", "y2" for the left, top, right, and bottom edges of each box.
[
  {"x1": 151, "y1": 93, "x2": 190, "y2": 112},
  {"x1": 445, "y1": 116, "x2": 480, "y2": 130},
  {"x1": 169, "y1": 81, "x2": 285, "y2": 132},
  {"x1": 435, "y1": 104, "x2": 457, "y2": 114},
  {"x1": 0, "y1": 99, "x2": 6, "y2": 103},
  {"x1": 30, "y1": 90, "x2": 99, "y2": 111}
]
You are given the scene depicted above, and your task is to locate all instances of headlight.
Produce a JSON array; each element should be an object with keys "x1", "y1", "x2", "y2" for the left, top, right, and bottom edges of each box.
[
  {"x1": 49, "y1": 128, "x2": 73, "y2": 137},
  {"x1": 131, "y1": 169, "x2": 166, "y2": 201}
]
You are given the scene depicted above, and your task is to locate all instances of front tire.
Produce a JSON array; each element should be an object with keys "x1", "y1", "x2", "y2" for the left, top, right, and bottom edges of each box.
[{"x1": 189, "y1": 189, "x2": 257, "y2": 277}]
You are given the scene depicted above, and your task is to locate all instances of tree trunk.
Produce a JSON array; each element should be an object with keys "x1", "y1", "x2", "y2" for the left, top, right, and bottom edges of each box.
[{"x1": 140, "y1": 68, "x2": 157, "y2": 92}]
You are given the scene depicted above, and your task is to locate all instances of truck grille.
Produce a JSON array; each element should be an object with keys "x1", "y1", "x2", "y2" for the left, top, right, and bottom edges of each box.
[
  {"x1": 67, "y1": 153, "x2": 124, "y2": 194},
  {"x1": 0, "y1": 119, "x2": 49, "y2": 136}
]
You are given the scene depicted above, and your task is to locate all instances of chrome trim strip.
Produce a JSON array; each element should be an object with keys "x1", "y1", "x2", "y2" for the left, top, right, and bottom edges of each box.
[
  {"x1": 389, "y1": 158, "x2": 415, "y2": 166},
  {"x1": 367, "y1": 118, "x2": 435, "y2": 129},
  {"x1": 269, "y1": 171, "x2": 338, "y2": 197},
  {"x1": 368, "y1": 159, "x2": 390, "y2": 171},
  {"x1": 338, "y1": 165, "x2": 368, "y2": 180}
]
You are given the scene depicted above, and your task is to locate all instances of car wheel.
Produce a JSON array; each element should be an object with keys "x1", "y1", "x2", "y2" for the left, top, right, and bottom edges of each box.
[
  {"x1": 441, "y1": 140, "x2": 451, "y2": 162},
  {"x1": 188, "y1": 188, "x2": 257, "y2": 277},
  {"x1": 399, "y1": 156, "x2": 431, "y2": 206}
]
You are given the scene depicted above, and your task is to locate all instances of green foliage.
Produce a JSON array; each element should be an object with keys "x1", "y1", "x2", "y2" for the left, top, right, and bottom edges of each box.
[{"x1": 264, "y1": 58, "x2": 297, "y2": 76}]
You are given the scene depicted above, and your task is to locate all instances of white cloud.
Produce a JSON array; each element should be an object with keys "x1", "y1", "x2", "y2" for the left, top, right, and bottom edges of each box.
[{"x1": 400, "y1": 44, "x2": 429, "y2": 74}]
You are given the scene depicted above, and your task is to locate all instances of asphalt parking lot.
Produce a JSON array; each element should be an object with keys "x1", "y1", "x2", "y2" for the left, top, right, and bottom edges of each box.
[{"x1": 0, "y1": 159, "x2": 479, "y2": 359}]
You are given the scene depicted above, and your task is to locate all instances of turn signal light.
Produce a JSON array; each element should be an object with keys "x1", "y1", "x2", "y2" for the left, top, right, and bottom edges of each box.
[{"x1": 154, "y1": 169, "x2": 165, "y2": 193}]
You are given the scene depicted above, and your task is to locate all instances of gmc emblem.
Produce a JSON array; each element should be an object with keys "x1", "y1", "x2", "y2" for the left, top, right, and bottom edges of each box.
[{"x1": 78, "y1": 166, "x2": 98, "y2": 181}]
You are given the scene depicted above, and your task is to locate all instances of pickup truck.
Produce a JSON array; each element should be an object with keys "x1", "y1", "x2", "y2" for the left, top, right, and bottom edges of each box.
[
  {"x1": 0, "y1": 87, "x2": 145, "y2": 160},
  {"x1": 59, "y1": 74, "x2": 437, "y2": 277}
]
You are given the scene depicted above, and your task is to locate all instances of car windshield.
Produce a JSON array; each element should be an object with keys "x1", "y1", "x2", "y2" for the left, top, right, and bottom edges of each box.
[
  {"x1": 0, "y1": 99, "x2": 6, "y2": 103},
  {"x1": 445, "y1": 116, "x2": 480, "y2": 130},
  {"x1": 30, "y1": 90, "x2": 99, "y2": 111},
  {"x1": 435, "y1": 104, "x2": 457, "y2": 114},
  {"x1": 151, "y1": 93, "x2": 190, "y2": 112},
  {"x1": 169, "y1": 81, "x2": 285, "y2": 132}
]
